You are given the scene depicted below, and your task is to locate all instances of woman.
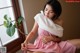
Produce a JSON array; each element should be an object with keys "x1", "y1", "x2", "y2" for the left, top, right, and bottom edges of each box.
[{"x1": 21, "y1": 0, "x2": 80, "y2": 53}]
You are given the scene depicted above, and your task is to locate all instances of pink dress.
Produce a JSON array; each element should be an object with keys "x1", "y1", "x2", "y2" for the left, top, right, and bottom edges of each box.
[{"x1": 26, "y1": 28, "x2": 76, "y2": 53}]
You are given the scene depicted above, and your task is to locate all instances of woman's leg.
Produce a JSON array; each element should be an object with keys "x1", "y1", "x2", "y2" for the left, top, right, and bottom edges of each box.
[{"x1": 67, "y1": 39, "x2": 80, "y2": 49}]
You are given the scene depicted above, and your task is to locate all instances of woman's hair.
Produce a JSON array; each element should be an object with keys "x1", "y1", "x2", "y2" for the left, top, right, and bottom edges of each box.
[{"x1": 43, "y1": 0, "x2": 62, "y2": 20}]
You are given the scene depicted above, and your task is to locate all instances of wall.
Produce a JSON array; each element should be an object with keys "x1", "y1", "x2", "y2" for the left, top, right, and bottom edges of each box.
[
  {"x1": 22, "y1": 0, "x2": 47, "y2": 32},
  {"x1": 59, "y1": 0, "x2": 80, "y2": 40}
]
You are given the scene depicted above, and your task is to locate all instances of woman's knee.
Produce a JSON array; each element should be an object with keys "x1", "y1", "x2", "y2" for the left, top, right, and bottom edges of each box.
[{"x1": 67, "y1": 39, "x2": 80, "y2": 49}]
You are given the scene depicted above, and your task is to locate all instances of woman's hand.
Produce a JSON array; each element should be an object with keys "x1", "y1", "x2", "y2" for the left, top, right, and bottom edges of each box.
[
  {"x1": 42, "y1": 36, "x2": 52, "y2": 43},
  {"x1": 42, "y1": 35, "x2": 61, "y2": 43},
  {"x1": 21, "y1": 41, "x2": 28, "y2": 51}
]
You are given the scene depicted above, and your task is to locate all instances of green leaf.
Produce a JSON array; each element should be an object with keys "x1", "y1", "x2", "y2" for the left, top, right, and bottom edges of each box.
[
  {"x1": 9, "y1": 22, "x2": 12, "y2": 27},
  {"x1": 4, "y1": 15, "x2": 7, "y2": 20},
  {"x1": 7, "y1": 21, "x2": 12, "y2": 27},
  {"x1": 9, "y1": 17, "x2": 11, "y2": 20},
  {"x1": 3, "y1": 21, "x2": 8, "y2": 27},
  {"x1": 14, "y1": 23, "x2": 16, "y2": 28},
  {"x1": 18, "y1": 16, "x2": 23, "y2": 25},
  {"x1": 3, "y1": 21, "x2": 12, "y2": 28},
  {"x1": 6, "y1": 25, "x2": 15, "y2": 37}
]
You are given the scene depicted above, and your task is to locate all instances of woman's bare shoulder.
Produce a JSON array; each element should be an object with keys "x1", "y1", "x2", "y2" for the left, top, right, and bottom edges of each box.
[{"x1": 54, "y1": 18, "x2": 63, "y2": 27}]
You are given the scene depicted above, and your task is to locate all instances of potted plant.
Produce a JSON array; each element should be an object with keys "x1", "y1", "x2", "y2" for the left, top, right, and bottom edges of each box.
[
  {"x1": 3, "y1": 15, "x2": 25, "y2": 37},
  {"x1": 0, "y1": 15, "x2": 25, "y2": 53}
]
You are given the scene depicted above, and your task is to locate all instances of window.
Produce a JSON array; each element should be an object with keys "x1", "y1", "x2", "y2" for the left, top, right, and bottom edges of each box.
[
  {"x1": 0, "y1": 0, "x2": 26, "y2": 52},
  {"x1": 0, "y1": 0, "x2": 19, "y2": 46}
]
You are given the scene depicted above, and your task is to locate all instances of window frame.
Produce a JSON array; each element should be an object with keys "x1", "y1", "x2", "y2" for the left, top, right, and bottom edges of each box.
[{"x1": 4, "y1": 0, "x2": 25, "y2": 53}]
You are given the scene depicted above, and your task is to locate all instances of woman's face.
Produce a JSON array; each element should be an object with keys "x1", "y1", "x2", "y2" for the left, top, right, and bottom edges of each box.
[{"x1": 44, "y1": 4, "x2": 55, "y2": 19}]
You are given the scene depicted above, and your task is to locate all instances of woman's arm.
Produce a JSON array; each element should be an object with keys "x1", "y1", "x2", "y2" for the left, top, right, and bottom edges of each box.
[
  {"x1": 24, "y1": 21, "x2": 38, "y2": 43},
  {"x1": 51, "y1": 35, "x2": 61, "y2": 42},
  {"x1": 42, "y1": 18, "x2": 63, "y2": 43},
  {"x1": 21, "y1": 21, "x2": 38, "y2": 50},
  {"x1": 42, "y1": 35, "x2": 61, "y2": 43}
]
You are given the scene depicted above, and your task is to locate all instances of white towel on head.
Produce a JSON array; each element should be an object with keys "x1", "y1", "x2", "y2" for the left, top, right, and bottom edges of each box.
[{"x1": 34, "y1": 10, "x2": 63, "y2": 37}]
